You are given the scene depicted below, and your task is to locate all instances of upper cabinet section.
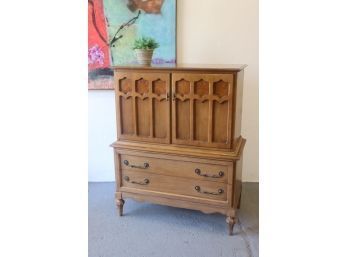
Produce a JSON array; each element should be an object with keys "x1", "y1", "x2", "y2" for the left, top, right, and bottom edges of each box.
[
  {"x1": 115, "y1": 71, "x2": 171, "y2": 144},
  {"x1": 172, "y1": 73, "x2": 234, "y2": 149},
  {"x1": 114, "y1": 65, "x2": 246, "y2": 151}
]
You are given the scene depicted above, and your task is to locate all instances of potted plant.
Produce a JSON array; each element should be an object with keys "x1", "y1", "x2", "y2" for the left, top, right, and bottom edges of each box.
[{"x1": 133, "y1": 36, "x2": 159, "y2": 65}]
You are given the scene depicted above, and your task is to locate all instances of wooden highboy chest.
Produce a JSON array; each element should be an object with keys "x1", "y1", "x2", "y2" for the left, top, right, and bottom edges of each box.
[{"x1": 111, "y1": 64, "x2": 246, "y2": 235}]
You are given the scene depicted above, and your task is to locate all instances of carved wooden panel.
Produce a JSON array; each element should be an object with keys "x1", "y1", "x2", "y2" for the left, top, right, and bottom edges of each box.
[
  {"x1": 176, "y1": 100, "x2": 190, "y2": 139},
  {"x1": 213, "y1": 101, "x2": 228, "y2": 143},
  {"x1": 119, "y1": 78, "x2": 132, "y2": 93},
  {"x1": 194, "y1": 100, "x2": 209, "y2": 141},
  {"x1": 194, "y1": 79, "x2": 209, "y2": 141},
  {"x1": 172, "y1": 73, "x2": 234, "y2": 149},
  {"x1": 136, "y1": 97, "x2": 150, "y2": 136},
  {"x1": 115, "y1": 71, "x2": 170, "y2": 143},
  {"x1": 212, "y1": 80, "x2": 230, "y2": 143},
  {"x1": 176, "y1": 79, "x2": 190, "y2": 95}
]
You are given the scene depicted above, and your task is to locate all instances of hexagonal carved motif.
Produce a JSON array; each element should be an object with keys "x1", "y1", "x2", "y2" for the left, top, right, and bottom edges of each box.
[
  {"x1": 194, "y1": 79, "x2": 209, "y2": 97},
  {"x1": 153, "y1": 79, "x2": 166, "y2": 96},
  {"x1": 175, "y1": 79, "x2": 190, "y2": 96},
  {"x1": 119, "y1": 78, "x2": 132, "y2": 93},
  {"x1": 213, "y1": 80, "x2": 229, "y2": 98},
  {"x1": 135, "y1": 78, "x2": 149, "y2": 95}
]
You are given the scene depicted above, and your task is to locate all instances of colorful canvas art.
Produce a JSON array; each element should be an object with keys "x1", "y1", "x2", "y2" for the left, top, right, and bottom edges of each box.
[
  {"x1": 88, "y1": 0, "x2": 114, "y2": 89},
  {"x1": 88, "y1": 0, "x2": 177, "y2": 90},
  {"x1": 105, "y1": 0, "x2": 176, "y2": 65}
]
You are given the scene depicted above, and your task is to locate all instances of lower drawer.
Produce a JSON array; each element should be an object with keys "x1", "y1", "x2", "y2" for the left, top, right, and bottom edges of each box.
[{"x1": 121, "y1": 170, "x2": 229, "y2": 202}]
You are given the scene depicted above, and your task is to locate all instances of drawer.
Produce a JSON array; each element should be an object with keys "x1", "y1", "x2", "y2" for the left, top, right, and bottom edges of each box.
[
  {"x1": 121, "y1": 170, "x2": 228, "y2": 201},
  {"x1": 120, "y1": 154, "x2": 229, "y2": 183}
]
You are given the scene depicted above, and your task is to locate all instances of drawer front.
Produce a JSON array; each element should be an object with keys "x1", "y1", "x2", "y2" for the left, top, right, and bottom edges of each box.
[
  {"x1": 120, "y1": 154, "x2": 229, "y2": 183},
  {"x1": 121, "y1": 170, "x2": 228, "y2": 201}
]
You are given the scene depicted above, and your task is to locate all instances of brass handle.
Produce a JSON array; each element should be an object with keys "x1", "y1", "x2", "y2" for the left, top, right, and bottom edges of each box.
[
  {"x1": 195, "y1": 168, "x2": 224, "y2": 178},
  {"x1": 166, "y1": 93, "x2": 169, "y2": 101},
  {"x1": 172, "y1": 93, "x2": 176, "y2": 101},
  {"x1": 124, "y1": 176, "x2": 150, "y2": 185},
  {"x1": 194, "y1": 186, "x2": 224, "y2": 195},
  {"x1": 123, "y1": 160, "x2": 149, "y2": 169}
]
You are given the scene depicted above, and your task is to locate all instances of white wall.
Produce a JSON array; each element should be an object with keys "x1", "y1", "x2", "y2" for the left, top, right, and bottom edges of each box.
[
  {"x1": 88, "y1": 91, "x2": 116, "y2": 181},
  {"x1": 177, "y1": 0, "x2": 259, "y2": 182},
  {"x1": 88, "y1": 0, "x2": 258, "y2": 182}
]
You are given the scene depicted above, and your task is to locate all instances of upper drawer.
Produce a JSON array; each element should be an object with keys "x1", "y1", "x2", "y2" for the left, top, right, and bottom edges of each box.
[{"x1": 120, "y1": 153, "x2": 230, "y2": 184}]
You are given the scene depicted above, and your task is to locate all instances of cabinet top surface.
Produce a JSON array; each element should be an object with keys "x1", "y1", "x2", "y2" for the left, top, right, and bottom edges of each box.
[{"x1": 113, "y1": 63, "x2": 247, "y2": 72}]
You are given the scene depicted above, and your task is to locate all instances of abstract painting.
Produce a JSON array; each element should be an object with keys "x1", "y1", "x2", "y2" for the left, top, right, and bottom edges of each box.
[
  {"x1": 104, "y1": 0, "x2": 176, "y2": 65},
  {"x1": 88, "y1": 0, "x2": 114, "y2": 89},
  {"x1": 88, "y1": 0, "x2": 177, "y2": 90}
]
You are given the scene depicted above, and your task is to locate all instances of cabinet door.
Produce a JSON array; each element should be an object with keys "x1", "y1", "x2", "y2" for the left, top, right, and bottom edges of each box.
[
  {"x1": 115, "y1": 71, "x2": 170, "y2": 144},
  {"x1": 172, "y1": 73, "x2": 234, "y2": 149}
]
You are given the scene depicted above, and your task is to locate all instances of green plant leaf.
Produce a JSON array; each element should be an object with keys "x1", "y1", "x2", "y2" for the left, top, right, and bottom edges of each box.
[{"x1": 133, "y1": 36, "x2": 159, "y2": 50}]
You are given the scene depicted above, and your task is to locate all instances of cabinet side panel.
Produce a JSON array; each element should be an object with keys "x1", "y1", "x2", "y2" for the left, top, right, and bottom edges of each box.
[
  {"x1": 233, "y1": 154, "x2": 243, "y2": 209},
  {"x1": 233, "y1": 70, "x2": 244, "y2": 147}
]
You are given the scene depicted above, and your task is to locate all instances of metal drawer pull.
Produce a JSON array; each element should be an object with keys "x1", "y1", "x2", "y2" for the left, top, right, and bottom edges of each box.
[
  {"x1": 124, "y1": 176, "x2": 150, "y2": 185},
  {"x1": 194, "y1": 186, "x2": 224, "y2": 195},
  {"x1": 195, "y1": 168, "x2": 224, "y2": 178},
  {"x1": 123, "y1": 160, "x2": 149, "y2": 169}
]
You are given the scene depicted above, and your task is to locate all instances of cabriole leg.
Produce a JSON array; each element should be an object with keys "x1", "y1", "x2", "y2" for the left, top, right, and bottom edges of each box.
[
  {"x1": 116, "y1": 198, "x2": 125, "y2": 216},
  {"x1": 226, "y1": 216, "x2": 237, "y2": 235},
  {"x1": 115, "y1": 191, "x2": 124, "y2": 216}
]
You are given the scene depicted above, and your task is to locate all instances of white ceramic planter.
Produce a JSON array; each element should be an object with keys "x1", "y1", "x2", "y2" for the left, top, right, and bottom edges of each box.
[{"x1": 134, "y1": 49, "x2": 154, "y2": 65}]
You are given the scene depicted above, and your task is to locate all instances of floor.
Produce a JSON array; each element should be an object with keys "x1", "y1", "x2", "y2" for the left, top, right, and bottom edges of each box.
[{"x1": 89, "y1": 182, "x2": 258, "y2": 257}]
